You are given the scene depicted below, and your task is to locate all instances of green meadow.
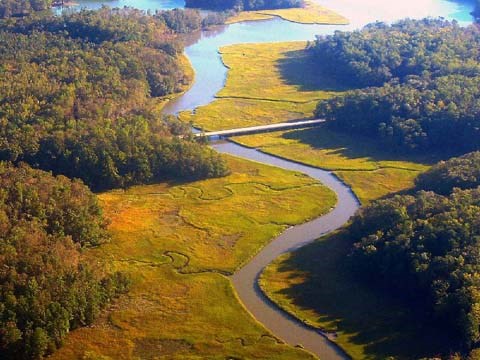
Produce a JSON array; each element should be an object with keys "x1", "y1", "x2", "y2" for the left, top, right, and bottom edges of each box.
[
  {"x1": 226, "y1": 0, "x2": 349, "y2": 25},
  {"x1": 181, "y1": 41, "x2": 431, "y2": 203},
  {"x1": 50, "y1": 156, "x2": 335, "y2": 359},
  {"x1": 233, "y1": 126, "x2": 432, "y2": 204}
]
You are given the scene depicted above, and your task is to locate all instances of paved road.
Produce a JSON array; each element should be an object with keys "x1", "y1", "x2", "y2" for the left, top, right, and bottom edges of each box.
[{"x1": 195, "y1": 119, "x2": 326, "y2": 139}]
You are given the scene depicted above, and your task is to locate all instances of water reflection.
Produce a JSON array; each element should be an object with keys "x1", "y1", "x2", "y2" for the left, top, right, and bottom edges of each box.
[
  {"x1": 163, "y1": 0, "x2": 474, "y2": 115},
  {"x1": 317, "y1": 0, "x2": 474, "y2": 27},
  {"x1": 162, "y1": 19, "x2": 346, "y2": 114}
]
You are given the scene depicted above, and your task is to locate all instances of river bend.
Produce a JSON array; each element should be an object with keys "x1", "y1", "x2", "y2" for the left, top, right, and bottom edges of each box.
[
  {"x1": 213, "y1": 142, "x2": 359, "y2": 359},
  {"x1": 160, "y1": 1, "x2": 473, "y2": 358}
]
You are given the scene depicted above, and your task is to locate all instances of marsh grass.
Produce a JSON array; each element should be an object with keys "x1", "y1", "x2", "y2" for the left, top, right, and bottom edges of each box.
[
  {"x1": 233, "y1": 125, "x2": 434, "y2": 203},
  {"x1": 179, "y1": 42, "x2": 345, "y2": 131},
  {"x1": 217, "y1": 42, "x2": 345, "y2": 102},
  {"x1": 226, "y1": 0, "x2": 349, "y2": 25},
  {"x1": 50, "y1": 155, "x2": 335, "y2": 360},
  {"x1": 180, "y1": 98, "x2": 318, "y2": 131},
  {"x1": 182, "y1": 41, "x2": 431, "y2": 203}
]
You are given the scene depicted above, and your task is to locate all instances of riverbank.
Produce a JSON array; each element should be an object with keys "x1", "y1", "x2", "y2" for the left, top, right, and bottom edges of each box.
[
  {"x1": 153, "y1": 54, "x2": 195, "y2": 113},
  {"x1": 215, "y1": 142, "x2": 359, "y2": 359},
  {"x1": 178, "y1": 39, "x2": 442, "y2": 358},
  {"x1": 178, "y1": 41, "x2": 341, "y2": 129}
]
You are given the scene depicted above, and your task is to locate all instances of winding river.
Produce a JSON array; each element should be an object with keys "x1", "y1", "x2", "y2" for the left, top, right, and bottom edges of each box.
[
  {"x1": 162, "y1": 3, "x2": 474, "y2": 358},
  {"x1": 64, "y1": 0, "x2": 475, "y2": 358},
  {"x1": 214, "y1": 142, "x2": 359, "y2": 359}
]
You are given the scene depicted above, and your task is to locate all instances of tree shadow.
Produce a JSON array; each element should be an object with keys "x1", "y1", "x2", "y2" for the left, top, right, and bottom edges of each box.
[
  {"x1": 271, "y1": 231, "x2": 452, "y2": 359},
  {"x1": 275, "y1": 48, "x2": 359, "y2": 92},
  {"x1": 279, "y1": 125, "x2": 441, "y2": 165}
]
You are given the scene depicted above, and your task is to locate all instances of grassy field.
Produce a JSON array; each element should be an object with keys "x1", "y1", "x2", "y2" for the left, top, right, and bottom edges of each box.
[
  {"x1": 50, "y1": 155, "x2": 336, "y2": 360},
  {"x1": 183, "y1": 97, "x2": 318, "y2": 131},
  {"x1": 226, "y1": 0, "x2": 349, "y2": 25},
  {"x1": 177, "y1": 40, "x2": 436, "y2": 359},
  {"x1": 180, "y1": 41, "x2": 430, "y2": 203},
  {"x1": 179, "y1": 41, "x2": 345, "y2": 130},
  {"x1": 233, "y1": 126, "x2": 433, "y2": 203},
  {"x1": 260, "y1": 231, "x2": 450, "y2": 359}
]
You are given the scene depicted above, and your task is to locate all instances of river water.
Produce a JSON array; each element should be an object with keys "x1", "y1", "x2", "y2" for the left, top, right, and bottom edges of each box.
[
  {"x1": 160, "y1": 2, "x2": 474, "y2": 358},
  {"x1": 213, "y1": 142, "x2": 359, "y2": 359},
  {"x1": 62, "y1": 1, "x2": 475, "y2": 114},
  {"x1": 62, "y1": 1, "x2": 474, "y2": 358},
  {"x1": 162, "y1": 0, "x2": 474, "y2": 114}
]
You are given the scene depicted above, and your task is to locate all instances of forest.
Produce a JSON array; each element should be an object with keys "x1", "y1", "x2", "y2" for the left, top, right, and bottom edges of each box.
[
  {"x1": 416, "y1": 151, "x2": 480, "y2": 195},
  {"x1": 185, "y1": 0, "x2": 303, "y2": 11},
  {"x1": 0, "y1": 6, "x2": 230, "y2": 359},
  {"x1": 0, "y1": 162, "x2": 130, "y2": 359},
  {"x1": 0, "y1": 0, "x2": 51, "y2": 18},
  {"x1": 347, "y1": 152, "x2": 480, "y2": 353},
  {"x1": 0, "y1": 8, "x2": 228, "y2": 191},
  {"x1": 313, "y1": 19, "x2": 480, "y2": 155}
]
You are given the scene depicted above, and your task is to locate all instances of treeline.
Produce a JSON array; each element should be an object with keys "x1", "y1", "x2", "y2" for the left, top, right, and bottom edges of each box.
[
  {"x1": 0, "y1": 8, "x2": 228, "y2": 191},
  {"x1": 312, "y1": 19, "x2": 480, "y2": 155},
  {"x1": 0, "y1": 0, "x2": 51, "y2": 18},
  {"x1": 0, "y1": 162, "x2": 130, "y2": 359},
  {"x1": 416, "y1": 151, "x2": 480, "y2": 195},
  {"x1": 347, "y1": 152, "x2": 480, "y2": 354},
  {"x1": 185, "y1": 0, "x2": 303, "y2": 11},
  {"x1": 310, "y1": 19, "x2": 480, "y2": 87}
]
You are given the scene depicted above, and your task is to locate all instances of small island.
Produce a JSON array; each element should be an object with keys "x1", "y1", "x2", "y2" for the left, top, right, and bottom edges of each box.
[{"x1": 186, "y1": 0, "x2": 349, "y2": 25}]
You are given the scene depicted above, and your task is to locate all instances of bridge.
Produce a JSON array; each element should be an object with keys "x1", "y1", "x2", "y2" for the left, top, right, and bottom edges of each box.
[{"x1": 194, "y1": 119, "x2": 325, "y2": 140}]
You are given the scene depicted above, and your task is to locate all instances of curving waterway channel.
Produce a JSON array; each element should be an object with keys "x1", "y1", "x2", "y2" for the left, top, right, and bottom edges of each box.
[
  {"x1": 66, "y1": 0, "x2": 475, "y2": 357},
  {"x1": 163, "y1": 1, "x2": 474, "y2": 359},
  {"x1": 214, "y1": 142, "x2": 359, "y2": 359},
  {"x1": 162, "y1": 1, "x2": 475, "y2": 358}
]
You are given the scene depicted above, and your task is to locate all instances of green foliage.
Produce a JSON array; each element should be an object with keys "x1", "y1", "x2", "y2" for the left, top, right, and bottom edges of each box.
[
  {"x1": 416, "y1": 151, "x2": 480, "y2": 195},
  {"x1": 0, "y1": 162, "x2": 108, "y2": 246},
  {"x1": 185, "y1": 0, "x2": 303, "y2": 11},
  {"x1": 0, "y1": 8, "x2": 228, "y2": 190},
  {"x1": 311, "y1": 18, "x2": 480, "y2": 87},
  {"x1": 316, "y1": 75, "x2": 480, "y2": 153},
  {"x1": 0, "y1": 0, "x2": 51, "y2": 18},
  {"x1": 313, "y1": 19, "x2": 480, "y2": 155},
  {"x1": 348, "y1": 185, "x2": 480, "y2": 352},
  {"x1": 0, "y1": 163, "x2": 130, "y2": 359}
]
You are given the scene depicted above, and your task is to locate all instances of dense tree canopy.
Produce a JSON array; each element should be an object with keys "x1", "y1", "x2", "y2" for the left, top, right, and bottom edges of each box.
[
  {"x1": 0, "y1": 163, "x2": 129, "y2": 359},
  {"x1": 342, "y1": 150, "x2": 480, "y2": 355},
  {"x1": 313, "y1": 19, "x2": 480, "y2": 155},
  {"x1": 185, "y1": 0, "x2": 303, "y2": 11},
  {"x1": 311, "y1": 18, "x2": 480, "y2": 87},
  {"x1": 316, "y1": 75, "x2": 480, "y2": 153},
  {"x1": 416, "y1": 152, "x2": 480, "y2": 195},
  {"x1": 0, "y1": 0, "x2": 51, "y2": 18},
  {"x1": 348, "y1": 187, "x2": 480, "y2": 352},
  {"x1": 0, "y1": 8, "x2": 228, "y2": 190}
]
